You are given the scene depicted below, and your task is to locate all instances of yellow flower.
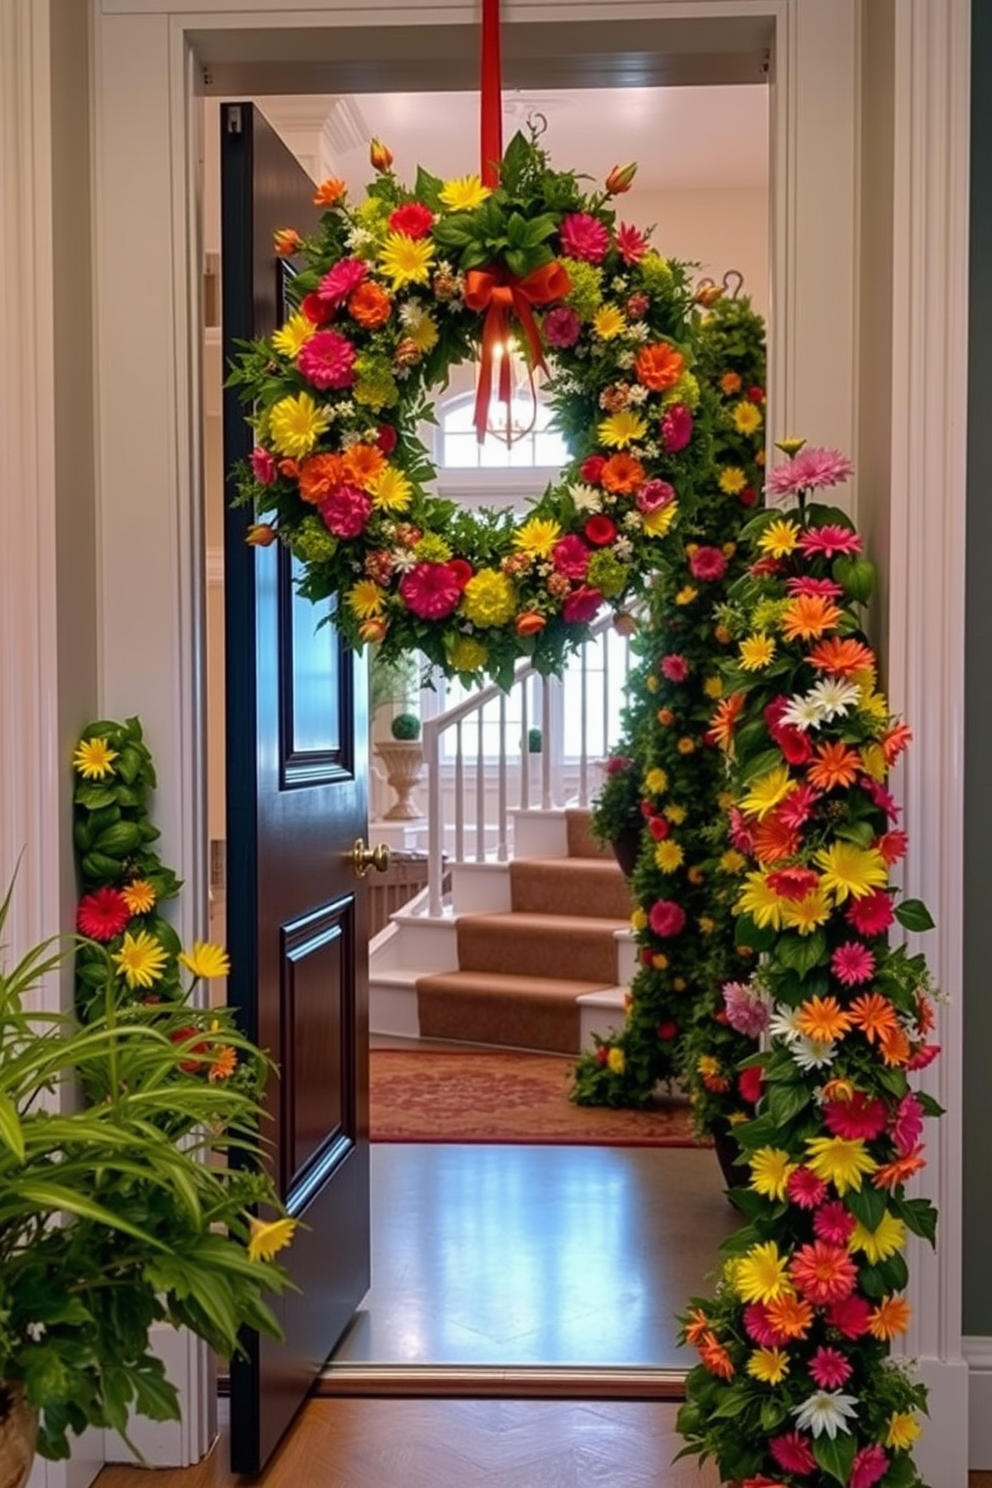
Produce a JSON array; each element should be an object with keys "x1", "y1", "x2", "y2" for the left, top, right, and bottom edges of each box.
[
  {"x1": 859, "y1": 687, "x2": 889, "y2": 721},
  {"x1": 178, "y1": 941, "x2": 231, "y2": 980},
  {"x1": 697, "y1": 915, "x2": 715, "y2": 934},
  {"x1": 631, "y1": 907, "x2": 647, "y2": 932},
  {"x1": 378, "y1": 231, "x2": 435, "y2": 289},
  {"x1": 886, "y1": 1412, "x2": 922, "y2": 1451},
  {"x1": 813, "y1": 841, "x2": 890, "y2": 901},
  {"x1": 850, "y1": 1212, "x2": 907, "y2": 1264},
  {"x1": 697, "y1": 1055, "x2": 721, "y2": 1079},
  {"x1": 404, "y1": 314, "x2": 439, "y2": 353},
  {"x1": 734, "y1": 1242, "x2": 793, "y2": 1304},
  {"x1": 461, "y1": 569, "x2": 516, "y2": 628},
  {"x1": 346, "y1": 580, "x2": 386, "y2": 620},
  {"x1": 664, "y1": 804, "x2": 687, "y2": 824},
  {"x1": 757, "y1": 518, "x2": 802, "y2": 559},
  {"x1": 439, "y1": 175, "x2": 491, "y2": 211},
  {"x1": 513, "y1": 516, "x2": 562, "y2": 558},
  {"x1": 703, "y1": 676, "x2": 724, "y2": 699},
  {"x1": 73, "y1": 737, "x2": 118, "y2": 780},
  {"x1": 746, "y1": 1347, "x2": 790, "y2": 1385},
  {"x1": 675, "y1": 586, "x2": 698, "y2": 605},
  {"x1": 368, "y1": 466, "x2": 413, "y2": 513},
  {"x1": 592, "y1": 305, "x2": 627, "y2": 340},
  {"x1": 740, "y1": 766, "x2": 797, "y2": 821},
  {"x1": 805, "y1": 1135, "x2": 878, "y2": 1195},
  {"x1": 642, "y1": 503, "x2": 679, "y2": 538},
  {"x1": 271, "y1": 312, "x2": 315, "y2": 359},
  {"x1": 652, "y1": 952, "x2": 669, "y2": 970},
  {"x1": 654, "y1": 841, "x2": 684, "y2": 873},
  {"x1": 268, "y1": 393, "x2": 332, "y2": 459},
  {"x1": 607, "y1": 1046, "x2": 625, "y2": 1074},
  {"x1": 780, "y1": 889, "x2": 832, "y2": 936},
  {"x1": 859, "y1": 742, "x2": 888, "y2": 780},
  {"x1": 720, "y1": 850, "x2": 747, "y2": 874},
  {"x1": 676, "y1": 737, "x2": 695, "y2": 755},
  {"x1": 112, "y1": 930, "x2": 169, "y2": 990},
  {"x1": 718, "y1": 466, "x2": 748, "y2": 495},
  {"x1": 733, "y1": 400, "x2": 763, "y2": 434},
  {"x1": 247, "y1": 1216, "x2": 298, "y2": 1263},
  {"x1": 736, "y1": 872, "x2": 785, "y2": 931},
  {"x1": 749, "y1": 1148, "x2": 797, "y2": 1202},
  {"x1": 121, "y1": 879, "x2": 156, "y2": 915},
  {"x1": 597, "y1": 409, "x2": 647, "y2": 448},
  {"x1": 644, "y1": 767, "x2": 668, "y2": 795},
  {"x1": 775, "y1": 436, "x2": 807, "y2": 456},
  {"x1": 447, "y1": 635, "x2": 489, "y2": 674},
  {"x1": 738, "y1": 634, "x2": 776, "y2": 671}
]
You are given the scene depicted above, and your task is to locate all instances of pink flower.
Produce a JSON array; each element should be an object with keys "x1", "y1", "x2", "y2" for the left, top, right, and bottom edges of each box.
[
  {"x1": 559, "y1": 212, "x2": 610, "y2": 264},
  {"x1": 769, "y1": 1431, "x2": 816, "y2": 1475},
  {"x1": 786, "y1": 1166, "x2": 828, "y2": 1209},
  {"x1": 688, "y1": 545, "x2": 728, "y2": 582},
  {"x1": 317, "y1": 257, "x2": 368, "y2": 305},
  {"x1": 648, "y1": 899, "x2": 686, "y2": 937},
  {"x1": 660, "y1": 403, "x2": 693, "y2": 452},
  {"x1": 660, "y1": 654, "x2": 689, "y2": 682},
  {"x1": 764, "y1": 446, "x2": 855, "y2": 500},
  {"x1": 775, "y1": 784, "x2": 820, "y2": 830},
  {"x1": 825, "y1": 1292, "x2": 873, "y2": 1338},
  {"x1": 319, "y1": 484, "x2": 371, "y2": 538},
  {"x1": 605, "y1": 754, "x2": 632, "y2": 776},
  {"x1": 823, "y1": 1091, "x2": 888, "y2": 1142},
  {"x1": 799, "y1": 524, "x2": 863, "y2": 558},
  {"x1": 615, "y1": 222, "x2": 648, "y2": 264},
  {"x1": 766, "y1": 867, "x2": 820, "y2": 902},
  {"x1": 738, "y1": 1065, "x2": 764, "y2": 1105},
  {"x1": 907, "y1": 1041, "x2": 940, "y2": 1070},
  {"x1": 807, "y1": 1346, "x2": 852, "y2": 1390},
  {"x1": 813, "y1": 1201, "x2": 857, "y2": 1246},
  {"x1": 876, "y1": 828, "x2": 909, "y2": 865},
  {"x1": 847, "y1": 890, "x2": 895, "y2": 936},
  {"x1": 728, "y1": 806, "x2": 755, "y2": 854},
  {"x1": 636, "y1": 479, "x2": 676, "y2": 513},
  {"x1": 785, "y1": 575, "x2": 844, "y2": 598},
  {"x1": 298, "y1": 329, "x2": 357, "y2": 390},
  {"x1": 789, "y1": 1241, "x2": 858, "y2": 1303},
  {"x1": 743, "y1": 1302, "x2": 782, "y2": 1347},
  {"x1": 552, "y1": 534, "x2": 590, "y2": 580},
  {"x1": 865, "y1": 779, "x2": 901, "y2": 819},
  {"x1": 849, "y1": 1444, "x2": 889, "y2": 1488},
  {"x1": 562, "y1": 585, "x2": 604, "y2": 624},
  {"x1": 831, "y1": 942, "x2": 876, "y2": 986},
  {"x1": 398, "y1": 561, "x2": 462, "y2": 620},
  {"x1": 891, "y1": 1093, "x2": 925, "y2": 1156},
  {"x1": 542, "y1": 306, "x2": 582, "y2": 348},
  {"x1": 626, "y1": 292, "x2": 650, "y2": 318},
  {"x1": 250, "y1": 446, "x2": 278, "y2": 485},
  {"x1": 585, "y1": 515, "x2": 617, "y2": 546},
  {"x1": 387, "y1": 202, "x2": 434, "y2": 238},
  {"x1": 722, "y1": 981, "x2": 770, "y2": 1037}
]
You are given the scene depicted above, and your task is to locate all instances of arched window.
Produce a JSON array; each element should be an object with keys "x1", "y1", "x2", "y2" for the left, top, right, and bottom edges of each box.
[{"x1": 438, "y1": 390, "x2": 570, "y2": 472}]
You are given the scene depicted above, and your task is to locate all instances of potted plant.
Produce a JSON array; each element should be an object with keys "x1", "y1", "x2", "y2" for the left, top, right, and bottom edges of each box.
[
  {"x1": 375, "y1": 711, "x2": 426, "y2": 820},
  {"x1": 589, "y1": 753, "x2": 645, "y2": 877}
]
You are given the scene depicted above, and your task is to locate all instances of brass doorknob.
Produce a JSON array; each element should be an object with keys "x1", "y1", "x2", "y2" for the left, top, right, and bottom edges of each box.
[{"x1": 352, "y1": 838, "x2": 391, "y2": 878}]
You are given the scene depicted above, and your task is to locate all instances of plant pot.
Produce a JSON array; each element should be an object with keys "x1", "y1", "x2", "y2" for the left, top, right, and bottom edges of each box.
[
  {"x1": 712, "y1": 1125, "x2": 749, "y2": 1192},
  {"x1": 610, "y1": 820, "x2": 644, "y2": 878},
  {"x1": 0, "y1": 1385, "x2": 38, "y2": 1488},
  {"x1": 375, "y1": 739, "x2": 426, "y2": 820}
]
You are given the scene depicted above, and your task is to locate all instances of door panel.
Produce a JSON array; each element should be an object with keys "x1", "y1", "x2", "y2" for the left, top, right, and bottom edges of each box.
[{"x1": 220, "y1": 102, "x2": 370, "y2": 1476}]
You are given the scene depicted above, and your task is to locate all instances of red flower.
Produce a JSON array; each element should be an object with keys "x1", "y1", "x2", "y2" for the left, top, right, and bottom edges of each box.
[
  {"x1": 773, "y1": 725, "x2": 812, "y2": 766},
  {"x1": 615, "y1": 222, "x2": 647, "y2": 264},
  {"x1": 76, "y1": 887, "x2": 131, "y2": 942},
  {"x1": 648, "y1": 900, "x2": 686, "y2": 938},
  {"x1": 516, "y1": 611, "x2": 546, "y2": 636},
  {"x1": 660, "y1": 654, "x2": 688, "y2": 682},
  {"x1": 317, "y1": 257, "x2": 368, "y2": 305},
  {"x1": 825, "y1": 1292, "x2": 873, "y2": 1337},
  {"x1": 765, "y1": 866, "x2": 819, "y2": 902},
  {"x1": 388, "y1": 202, "x2": 434, "y2": 238},
  {"x1": 660, "y1": 403, "x2": 693, "y2": 453},
  {"x1": 656, "y1": 1021, "x2": 678, "y2": 1041},
  {"x1": 170, "y1": 1026, "x2": 211, "y2": 1074},
  {"x1": 447, "y1": 558, "x2": 474, "y2": 589},
  {"x1": 814, "y1": 1200, "x2": 857, "y2": 1246},
  {"x1": 376, "y1": 424, "x2": 398, "y2": 455},
  {"x1": 770, "y1": 1432, "x2": 816, "y2": 1476},
  {"x1": 580, "y1": 454, "x2": 606, "y2": 484},
  {"x1": 552, "y1": 534, "x2": 590, "y2": 579},
  {"x1": 563, "y1": 586, "x2": 604, "y2": 624},
  {"x1": 823, "y1": 1091, "x2": 888, "y2": 1141},
  {"x1": 846, "y1": 889, "x2": 895, "y2": 936},
  {"x1": 398, "y1": 562, "x2": 462, "y2": 620},
  {"x1": 738, "y1": 1065, "x2": 764, "y2": 1104},
  {"x1": 747, "y1": 385, "x2": 765, "y2": 403},
  {"x1": 789, "y1": 1241, "x2": 858, "y2": 1304},
  {"x1": 785, "y1": 1166, "x2": 827, "y2": 1208},
  {"x1": 584, "y1": 515, "x2": 616, "y2": 546},
  {"x1": 647, "y1": 817, "x2": 670, "y2": 841},
  {"x1": 688, "y1": 546, "x2": 727, "y2": 582},
  {"x1": 250, "y1": 447, "x2": 278, "y2": 485},
  {"x1": 636, "y1": 479, "x2": 676, "y2": 513},
  {"x1": 299, "y1": 291, "x2": 334, "y2": 325}
]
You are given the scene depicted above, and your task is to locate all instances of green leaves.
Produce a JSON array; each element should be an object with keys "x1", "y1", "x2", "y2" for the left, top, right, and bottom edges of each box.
[
  {"x1": 813, "y1": 1430, "x2": 857, "y2": 1485},
  {"x1": 895, "y1": 898, "x2": 936, "y2": 933}
]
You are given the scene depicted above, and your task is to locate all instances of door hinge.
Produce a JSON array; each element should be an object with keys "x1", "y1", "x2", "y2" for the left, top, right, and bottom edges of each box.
[{"x1": 226, "y1": 105, "x2": 243, "y2": 137}]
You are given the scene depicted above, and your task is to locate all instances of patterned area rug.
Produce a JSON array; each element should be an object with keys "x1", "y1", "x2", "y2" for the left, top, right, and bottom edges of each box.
[{"x1": 370, "y1": 1048, "x2": 709, "y2": 1147}]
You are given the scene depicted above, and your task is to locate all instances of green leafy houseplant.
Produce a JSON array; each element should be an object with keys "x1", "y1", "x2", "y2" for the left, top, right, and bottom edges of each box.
[{"x1": 389, "y1": 710, "x2": 421, "y2": 742}]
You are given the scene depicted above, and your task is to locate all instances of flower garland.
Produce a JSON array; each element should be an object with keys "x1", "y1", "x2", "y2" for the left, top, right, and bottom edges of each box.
[
  {"x1": 676, "y1": 449, "x2": 940, "y2": 1488},
  {"x1": 228, "y1": 131, "x2": 709, "y2": 688},
  {"x1": 573, "y1": 295, "x2": 767, "y2": 1120}
]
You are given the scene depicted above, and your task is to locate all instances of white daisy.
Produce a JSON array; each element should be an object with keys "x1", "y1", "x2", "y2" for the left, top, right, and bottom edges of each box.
[
  {"x1": 792, "y1": 1390, "x2": 859, "y2": 1440},
  {"x1": 614, "y1": 535, "x2": 634, "y2": 560},
  {"x1": 779, "y1": 693, "x2": 829, "y2": 731},
  {"x1": 616, "y1": 350, "x2": 636, "y2": 370},
  {"x1": 627, "y1": 384, "x2": 649, "y2": 405},
  {"x1": 622, "y1": 512, "x2": 643, "y2": 531},
  {"x1": 569, "y1": 483, "x2": 603, "y2": 513},
  {"x1": 627, "y1": 321, "x2": 650, "y2": 342},
  {"x1": 791, "y1": 1035, "x2": 837, "y2": 1071},
  {"x1": 641, "y1": 440, "x2": 661, "y2": 458},
  {"x1": 767, "y1": 1003, "x2": 804, "y2": 1044},
  {"x1": 807, "y1": 676, "x2": 861, "y2": 720},
  {"x1": 398, "y1": 300, "x2": 428, "y2": 329}
]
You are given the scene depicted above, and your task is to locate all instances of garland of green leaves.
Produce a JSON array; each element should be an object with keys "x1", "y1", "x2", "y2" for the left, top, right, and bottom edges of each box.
[
  {"x1": 228, "y1": 132, "x2": 709, "y2": 689},
  {"x1": 675, "y1": 454, "x2": 940, "y2": 1488},
  {"x1": 574, "y1": 295, "x2": 766, "y2": 1125}
]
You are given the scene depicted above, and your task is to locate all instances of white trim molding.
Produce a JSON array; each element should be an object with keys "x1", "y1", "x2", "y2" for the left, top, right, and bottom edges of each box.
[{"x1": 964, "y1": 1337, "x2": 992, "y2": 1471}]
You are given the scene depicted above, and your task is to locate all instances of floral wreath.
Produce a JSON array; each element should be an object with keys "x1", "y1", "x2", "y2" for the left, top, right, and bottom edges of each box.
[{"x1": 228, "y1": 132, "x2": 709, "y2": 687}]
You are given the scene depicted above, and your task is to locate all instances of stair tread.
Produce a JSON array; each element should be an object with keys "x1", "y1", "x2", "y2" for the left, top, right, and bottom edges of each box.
[
  {"x1": 456, "y1": 911, "x2": 629, "y2": 934},
  {"x1": 415, "y1": 970, "x2": 617, "y2": 996},
  {"x1": 512, "y1": 857, "x2": 622, "y2": 873}
]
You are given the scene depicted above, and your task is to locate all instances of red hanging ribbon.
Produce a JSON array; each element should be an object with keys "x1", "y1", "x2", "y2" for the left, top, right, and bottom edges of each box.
[
  {"x1": 465, "y1": 262, "x2": 572, "y2": 442},
  {"x1": 480, "y1": 0, "x2": 503, "y2": 188}
]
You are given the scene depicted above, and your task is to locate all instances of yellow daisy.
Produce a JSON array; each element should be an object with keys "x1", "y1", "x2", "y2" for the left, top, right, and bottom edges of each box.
[
  {"x1": 642, "y1": 503, "x2": 678, "y2": 538},
  {"x1": 664, "y1": 804, "x2": 687, "y2": 824},
  {"x1": 675, "y1": 585, "x2": 698, "y2": 605},
  {"x1": 439, "y1": 175, "x2": 491, "y2": 211},
  {"x1": 121, "y1": 879, "x2": 156, "y2": 915},
  {"x1": 654, "y1": 841, "x2": 684, "y2": 873},
  {"x1": 886, "y1": 1413, "x2": 921, "y2": 1451},
  {"x1": 644, "y1": 767, "x2": 668, "y2": 795},
  {"x1": 368, "y1": 466, "x2": 413, "y2": 513},
  {"x1": 703, "y1": 676, "x2": 724, "y2": 699},
  {"x1": 592, "y1": 305, "x2": 627, "y2": 340},
  {"x1": 404, "y1": 314, "x2": 439, "y2": 353},
  {"x1": 805, "y1": 1135, "x2": 878, "y2": 1195},
  {"x1": 859, "y1": 742, "x2": 888, "y2": 781},
  {"x1": 112, "y1": 930, "x2": 169, "y2": 990},
  {"x1": 775, "y1": 436, "x2": 807, "y2": 457},
  {"x1": 606, "y1": 1046, "x2": 625, "y2": 1074},
  {"x1": 756, "y1": 518, "x2": 802, "y2": 559},
  {"x1": 247, "y1": 1216, "x2": 298, "y2": 1263},
  {"x1": 718, "y1": 466, "x2": 748, "y2": 495},
  {"x1": 734, "y1": 1242, "x2": 793, "y2": 1305},
  {"x1": 346, "y1": 580, "x2": 386, "y2": 620},
  {"x1": 597, "y1": 409, "x2": 648, "y2": 449},
  {"x1": 780, "y1": 889, "x2": 832, "y2": 936},
  {"x1": 268, "y1": 393, "x2": 332, "y2": 459},
  {"x1": 850, "y1": 1212, "x2": 907, "y2": 1264},
  {"x1": 738, "y1": 634, "x2": 776, "y2": 671},
  {"x1": 740, "y1": 766, "x2": 797, "y2": 821},
  {"x1": 733, "y1": 400, "x2": 763, "y2": 434},
  {"x1": 73, "y1": 737, "x2": 118, "y2": 780},
  {"x1": 378, "y1": 231, "x2": 435, "y2": 290},
  {"x1": 271, "y1": 312, "x2": 315, "y2": 359},
  {"x1": 720, "y1": 850, "x2": 747, "y2": 874},
  {"x1": 178, "y1": 940, "x2": 231, "y2": 980},
  {"x1": 746, "y1": 1348, "x2": 790, "y2": 1385},
  {"x1": 513, "y1": 516, "x2": 562, "y2": 558},
  {"x1": 813, "y1": 841, "x2": 890, "y2": 901},
  {"x1": 735, "y1": 872, "x2": 785, "y2": 930},
  {"x1": 749, "y1": 1148, "x2": 796, "y2": 1202}
]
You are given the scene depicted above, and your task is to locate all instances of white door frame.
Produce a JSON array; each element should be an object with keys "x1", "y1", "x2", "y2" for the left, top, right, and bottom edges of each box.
[{"x1": 1, "y1": 0, "x2": 970, "y2": 1478}]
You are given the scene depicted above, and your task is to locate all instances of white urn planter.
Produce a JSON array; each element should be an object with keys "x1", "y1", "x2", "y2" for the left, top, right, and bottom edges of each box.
[{"x1": 375, "y1": 739, "x2": 426, "y2": 820}]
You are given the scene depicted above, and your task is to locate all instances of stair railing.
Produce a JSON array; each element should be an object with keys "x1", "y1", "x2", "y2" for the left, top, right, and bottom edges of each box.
[{"x1": 420, "y1": 611, "x2": 636, "y2": 915}]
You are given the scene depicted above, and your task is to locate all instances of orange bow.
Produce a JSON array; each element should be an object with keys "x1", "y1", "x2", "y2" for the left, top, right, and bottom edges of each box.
[{"x1": 465, "y1": 261, "x2": 571, "y2": 442}]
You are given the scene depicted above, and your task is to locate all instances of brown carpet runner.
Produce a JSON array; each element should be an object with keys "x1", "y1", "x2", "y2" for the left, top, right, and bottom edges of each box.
[{"x1": 416, "y1": 810, "x2": 633, "y2": 1055}]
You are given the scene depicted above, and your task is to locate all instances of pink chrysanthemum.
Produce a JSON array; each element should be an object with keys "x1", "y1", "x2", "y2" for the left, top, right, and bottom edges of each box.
[
  {"x1": 823, "y1": 1091, "x2": 888, "y2": 1141},
  {"x1": 648, "y1": 899, "x2": 686, "y2": 938},
  {"x1": 813, "y1": 1200, "x2": 858, "y2": 1246},
  {"x1": 846, "y1": 890, "x2": 895, "y2": 936},
  {"x1": 831, "y1": 941, "x2": 876, "y2": 986},
  {"x1": 660, "y1": 403, "x2": 693, "y2": 452},
  {"x1": 615, "y1": 221, "x2": 648, "y2": 264},
  {"x1": 743, "y1": 1302, "x2": 782, "y2": 1347},
  {"x1": 689, "y1": 546, "x2": 728, "y2": 583},
  {"x1": 297, "y1": 328, "x2": 357, "y2": 390},
  {"x1": 775, "y1": 784, "x2": 820, "y2": 830},
  {"x1": 76, "y1": 886, "x2": 131, "y2": 942},
  {"x1": 808, "y1": 1346, "x2": 853, "y2": 1390},
  {"x1": 849, "y1": 1444, "x2": 889, "y2": 1488},
  {"x1": 722, "y1": 981, "x2": 771, "y2": 1037},
  {"x1": 319, "y1": 484, "x2": 370, "y2": 539},
  {"x1": 250, "y1": 446, "x2": 278, "y2": 485},
  {"x1": 398, "y1": 561, "x2": 462, "y2": 621},
  {"x1": 825, "y1": 1292, "x2": 873, "y2": 1338},
  {"x1": 317, "y1": 256, "x2": 368, "y2": 304},
  {"x1": 543, "y1": 306, "x2": 582, "y2": 348},
  {"x1": 785, "y1": 575, "x2": 844, "y2": 598},
  {"x1": 552, "y1": 534, "x2": 590, "y2": 579},
  {"x1": 789, "y1": 1241, "x2": 858, "y2": 1304},
  {"x1": 636, "y1": 478, "x2": 677, "y2": 513},
  {"x1": 563, "y1": 585, "x2": 604, "y2": 624},
  {"x1": 786, "y1": 1166, "x2": 828, "y2": 1209},
  {"x1": 798, "y1": 523, "x2": 863, "y2": 558},
  {"x1": 891, "y1": 1092, "x2": 925, "y2": 1156},
  {"x1": 769, "y1": 1431, "x2": 817, "y2": 1475},
  {"x1": 764, "y1": 446, "x2": 855, "y2": 501},
  {"x1": 559, "y1": 212, "x2": 610, "y2": 264},
  {"x1": 661, "y1": 653, "x2": 689, "y2": 682}
]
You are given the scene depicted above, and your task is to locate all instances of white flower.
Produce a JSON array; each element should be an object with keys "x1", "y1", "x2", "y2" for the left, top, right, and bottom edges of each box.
[
  {"x1": 612, "y1": 276, "x2": 628, "y2": 292},
  {"x1": 779, "y1": 693, "x2": 828, "y2": 731},
  {"x1": 616, "y1": 350, "x2": 636, "y2": 370},
  {"x1": 767, "y1": 1002, "x2": 804, "y2": 1044},
  {"x1": 26, "y1": 1322, "x2": 47, "y2": 1342},
  {"x1": 614, "y1": 535, "x2": 634, "y2": 560},
  {"x1": 627, "y1": 320, "x2": 650, "y2": 342},
  {"x1": 569, "y1": 483, "x2": 603, "y2": 513},
  {"x1": 792, "y1": 1035, "x2": 837, "y2": 1071},
  {"x1": 398, "y1": 300, "x2": 428, "y2": 329},
  {"x1": 622, "y1": 512, "x2": 643, "y2": 531},
  {"x1": 345, "y1": 226, "x2": 376, "y2": 252},
  {"x1": 807, "y1": 676, "x2": 861, "y2": 720},
  {"x1": 791, "y1": 1390, "x2": 859, "y2": 1439},
  {"x1": 641, "y1": 440, "x2": 660, "y2": 458},
  {"x1": 627, "y1": 384, "x2": 649, "y2": 405},
  {"x1": 390, "y1": 548, "x2": 419, "y2": 573}
]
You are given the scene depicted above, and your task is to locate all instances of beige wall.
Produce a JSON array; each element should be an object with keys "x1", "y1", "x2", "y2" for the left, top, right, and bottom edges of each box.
[{"x1": 623, "y1": 185, "x2": 769, "y2": 321}]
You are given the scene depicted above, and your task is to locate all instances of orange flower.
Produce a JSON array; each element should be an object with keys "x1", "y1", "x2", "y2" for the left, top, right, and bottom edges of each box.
[
  {"x1": 807, "y1": 636, "x2": 877, "y2": 676},
  {"x1": 780, "y1": 594, "x2": 843, "y2": 642},
  {"x1": 707, "y1": 691, "x2": 746, "y2": 750},
  {"x1": 314, "y1": 176, "x2": 347, "y2": 207},
  {"x1": 515, "y1": 611, "x2": 547, "y2": 636},
  {"x1": 342, "y1": 443, "x2": 386, "y2": 491},
  {"x1": 348, "y1": 281, "x2": 392, "y2": 329},
  {"x1": 277, "y1": 458, "x2": 299, "y2": 480},
  {"x1": 684, "y1": 1308, "x2": 711, "y2": 1346},
  {"x1": 807, "y1": 740, "x2": 863, "y2": 792},
  {"x1": 719, "y1": 370, "x2": 743, "y2": 395},
  {"x1": 298, "y1": 453, "x2": 345, "y2": 504},
  {"x1": 273, "y1": 228, "x2": 303, "y2": 257},
  {"x1": 848, "y1": 991, "x2": 900, "y2": 1044},
  {"x1": 868, "y1": 1295, "x2": 912, "y2": 1340},
  {"x1": 358, "y1": 617, "x2": 387, "y2": 644},
  {"x1": 634, "y1": 342, "x2": 685, "y2": 391},
  {"x1": 795, "y1": 996, "x2": 853, "y2": 1043},
  {"x1": 764, "y1": 1294, "x2": 814, "y2": 1339},
  {"x1": 752, "y1": 812, "x2": 800, "y2": 865},
  {"x1": 601, "y1": 453, "x2": 646, "y2": 494},
  {"x1": 916, "y1": 992, "x2": 936, "y2": 1035},
  {"x1": 209, "y1": 1045, "x2": 237, "y2": 1082},
  {"x1": 878, "y1": 1022, "x2": 912, "y2": 1067},
  {"x1": 873, "y1": 1147, "x2": 927, "y2": 1190},
  {"x1": 881, "y1": 721, "x2": 913, "y2": 765},
  {"x1": 697, "y1": 1331, "x2": 735, "y2": 1380}
]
